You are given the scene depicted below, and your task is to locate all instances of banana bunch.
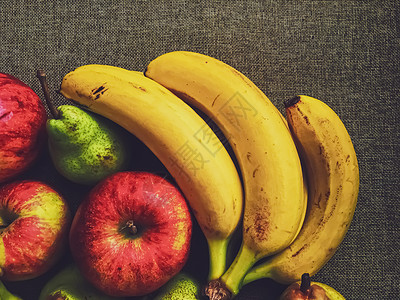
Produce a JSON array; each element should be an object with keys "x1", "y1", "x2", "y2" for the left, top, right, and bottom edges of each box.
[
  {"x1": 59, "y1": 65, "x2": 243, "y2": 281},
  {"x1": 145, "y1": 52, "x2": 358, "y2": 299},
  {"x1": 60, "y1": 51, "x2": 359, "y2": 300}
]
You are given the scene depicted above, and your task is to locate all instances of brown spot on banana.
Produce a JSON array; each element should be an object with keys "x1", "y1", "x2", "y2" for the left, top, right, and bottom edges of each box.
[
  {"x1": 303, "y1": 114, "x2": 310, "y2": 125},
  {"x1": 291, "y1": 244, "x2": 308, "y2": 258},
  {"x1": 319, "y1": 144, "x2": 325, "y2": 155},
  {"x1": 325, "y1": 190, "x2": 331, "y2": 199},
  {"x1": 92, "y1": 85, "x2": 106, "y2": 94},
  {"x1": 212, "y1": 93, "x2": 222, "y2": 107},
  {"x1": 128, "y1": 82, "x2": 147, "y2": 92},
  {"x1": 232, "y1": 199, "x2": 237, "y2": 213},
  {"x1": 92, "y1": 84, "x2": 109, "y2": 100},
  {"x1": 253, "y1": 212, "x2": 270, "y2": 242},
  {"x1": 247, "y1": 152, "x2": 252, "y2": 162},
  {"x1": 252, "y1": 165, "x2": 260, "y2": 178}
]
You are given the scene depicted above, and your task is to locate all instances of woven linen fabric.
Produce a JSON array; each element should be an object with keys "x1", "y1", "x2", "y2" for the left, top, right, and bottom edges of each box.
[{"x1": 1, "y1": 1, "x2": 399, "y2": 299}]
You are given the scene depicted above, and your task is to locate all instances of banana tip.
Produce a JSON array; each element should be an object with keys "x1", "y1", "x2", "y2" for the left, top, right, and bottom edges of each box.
[{"x1": 285, "y1": 96, "x2": 301, "y2": 108}]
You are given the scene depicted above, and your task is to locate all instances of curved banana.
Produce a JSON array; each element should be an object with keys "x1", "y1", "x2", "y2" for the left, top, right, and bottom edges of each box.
[
  {"x1": 59, "y1": 64, "x2": 243, "y2": 280},
  {"x1": 243, "y1": 95, "x2": 359, "y2": 285},
  {"x1": 145, "y1": 51, "x2": 306, "y2": 298}
]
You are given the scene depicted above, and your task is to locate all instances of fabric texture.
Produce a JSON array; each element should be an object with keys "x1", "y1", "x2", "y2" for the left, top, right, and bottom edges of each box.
[{"x1": 1, "y1": 1, "x2": 399, "y2": 299}]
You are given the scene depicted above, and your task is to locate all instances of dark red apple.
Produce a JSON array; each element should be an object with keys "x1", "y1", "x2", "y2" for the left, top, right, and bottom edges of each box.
[
  {"x1": 0, "y1": 73, "x2": 47, "y2": 183},
  {"x1": 69, "y1": 171, "x2": 192, "y2": 297},
  {"x1": 0, "y1": 180, "x2": 71, "y2": 281}
]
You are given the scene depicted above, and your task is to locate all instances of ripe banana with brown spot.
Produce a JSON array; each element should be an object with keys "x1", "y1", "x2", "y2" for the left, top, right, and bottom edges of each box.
[
  {"x1": 243, "y1": 95, "x2": 359, "y2": 286},
  {"x1": 59, "y1": 64, "x2": 243, "y2": 280},
  {"x1": 145, "y1": 51, "x2": 306, "y2": 298}
]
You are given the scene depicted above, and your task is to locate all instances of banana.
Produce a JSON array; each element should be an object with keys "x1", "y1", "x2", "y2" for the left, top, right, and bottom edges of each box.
[
  {"x1": 145, "y1": 51, "x2": 306, "y2": 298},
  {"x1": 243, "y1": 95, "x2": 359, "y2": 285},
  {"x1": 59, "y1": 64, "x2": 243, "y2": 280}
]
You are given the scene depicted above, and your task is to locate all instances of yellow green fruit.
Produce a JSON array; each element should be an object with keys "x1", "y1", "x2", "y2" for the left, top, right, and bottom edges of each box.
[
  {"x1": 47, "y1": 105, "x2": 131, "y2": 185},
  {"x1": 39, "y1": 264, "x2": 121, "y2": 300},
  {"x1": 153, "y1": 273, "x2": 201, "y2": 300},
  {"x1": 0, "y1": 280, "x2": 22, "y2": 300}
]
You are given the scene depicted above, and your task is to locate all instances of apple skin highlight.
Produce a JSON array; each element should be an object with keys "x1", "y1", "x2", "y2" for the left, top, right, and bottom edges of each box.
[
  {"x1": 69, "y1": 171, "x2": 193, "y2": 297},
  {"x1": 0, "y1": 73, "x2": 47, "y2": 183},
  {"x1": 0, "y1": 180, "x2": 71, "y2": 281}
]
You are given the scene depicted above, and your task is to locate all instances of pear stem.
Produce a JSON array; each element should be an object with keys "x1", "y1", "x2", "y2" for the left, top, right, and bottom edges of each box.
[
  {"x1": 300, "y1": 273, "x2": 311, "y2": 293},
  {"x1": 36, "y1": 69, "x2": 59, "y2": 119}
]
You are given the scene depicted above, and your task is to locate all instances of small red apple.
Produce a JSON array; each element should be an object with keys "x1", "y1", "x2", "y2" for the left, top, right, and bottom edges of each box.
[
  {"x1": 0, "y1": 180, "x2": 71, "y2": 281},
  {"x1": 69, "y1": 171, "x2": 192, "y2": 297},
  {"x1": 0, "y1": 73, "x2": 47, "y2": 183}
]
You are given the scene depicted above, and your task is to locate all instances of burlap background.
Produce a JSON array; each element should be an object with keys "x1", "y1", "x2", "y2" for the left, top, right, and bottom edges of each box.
[{"x1": 1, "y1": 1, "x2": 399, "y2": 299}]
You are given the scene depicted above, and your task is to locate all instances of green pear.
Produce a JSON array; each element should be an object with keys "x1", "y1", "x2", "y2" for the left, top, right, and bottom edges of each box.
[
  {"x1": 0, "y1": 280, "x2": 22, "y2": 300},
  {"x1": 153, "y1": 273, "x2": 202, "y2": 300},
  {"x1": 39, "y1": 264, "x2": 122, "y2": 300},
  {"x1": 36, "y1": 70, "x2": 130, "y2": 185},
  {"x1": 47, "y1": 105, "x2": 130, "y2": 185}
]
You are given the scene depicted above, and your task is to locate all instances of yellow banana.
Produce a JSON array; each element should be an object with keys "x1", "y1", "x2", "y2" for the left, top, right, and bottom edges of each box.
[
  {"x1": 145, "y1": 51, "x2": 306, "y2": 298},
  {"x1": 59, "y1": 64, "x2": 243, "y2": 280},
  {"x1": 243, "y1": 95, "x2": 359, "y2": 285}
]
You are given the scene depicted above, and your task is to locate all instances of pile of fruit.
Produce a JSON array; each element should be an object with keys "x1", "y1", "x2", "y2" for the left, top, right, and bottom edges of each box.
[{"x1": 0, "y1": 51, "x2": 359, "y2": 300}]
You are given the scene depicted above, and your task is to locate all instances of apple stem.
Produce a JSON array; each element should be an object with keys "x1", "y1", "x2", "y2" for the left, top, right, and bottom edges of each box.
[
  {"x1": 300, "y1": 273, "x2": 311, "y2": 294},
  {"x1": 120, "y1": 220, "x2": 138, "y2": 236},
  {"x1": 36, "y1": 69, "x2": 59, "y2": 119}
]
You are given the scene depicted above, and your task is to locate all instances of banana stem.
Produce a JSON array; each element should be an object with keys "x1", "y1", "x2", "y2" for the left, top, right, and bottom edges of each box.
[
  {"x1": 207, "y1": 238, "x2": 230, "y2": 280},
  {"x1": 220, "y1": 243, "x2": 258, "y2": 296},
  {"x1": 241, "y1": 261, "x2": 273, "y2": 286}
]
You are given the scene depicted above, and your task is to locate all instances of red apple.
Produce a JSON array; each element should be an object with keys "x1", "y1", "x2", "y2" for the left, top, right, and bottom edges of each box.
[
  {"x1": 69, "y1": 171, "x2": 192, "y2": 297},
  {"x1": 0, "y1": 180, "x2": 71, "y2": 281},
  {"x1": 0, "y1": 73, "x2": 47, "y2": 183}
]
